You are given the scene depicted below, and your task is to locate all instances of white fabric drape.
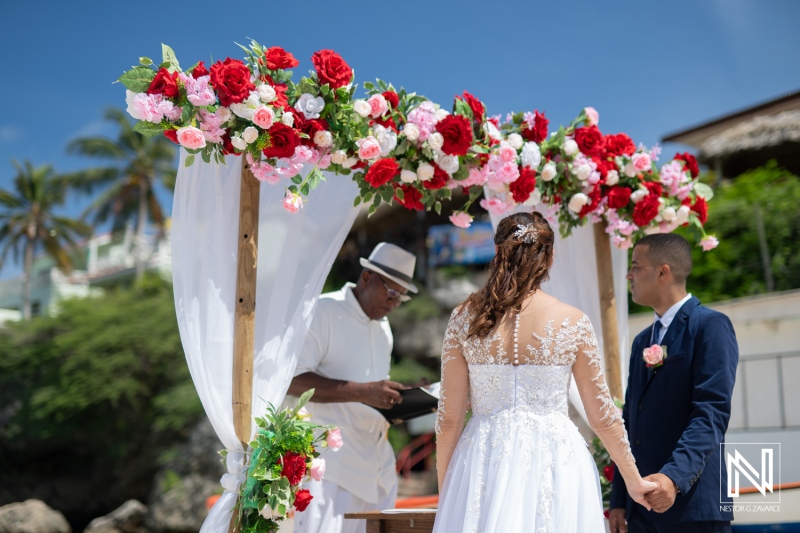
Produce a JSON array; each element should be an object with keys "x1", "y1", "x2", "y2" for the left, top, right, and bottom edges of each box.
[
  {"x1": 171, "y1": 151, "x2": 359, "y2": 533},
  {"x1": 486, "y1": 204, "x2": 629, "y2": 427}
]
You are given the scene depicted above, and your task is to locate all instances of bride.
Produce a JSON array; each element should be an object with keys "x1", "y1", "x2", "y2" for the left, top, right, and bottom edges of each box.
[{"x1": 433, "y1": 212, "x2": 656, "y2": 532}]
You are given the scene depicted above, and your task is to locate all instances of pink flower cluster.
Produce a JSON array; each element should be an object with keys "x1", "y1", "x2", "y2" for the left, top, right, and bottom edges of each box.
[
  {"x1": 126, "y1": 90, "x2": 181, "y2": 124},
  {"x1": 405, "y1": 101, "x2": 439, "y2": 143}
]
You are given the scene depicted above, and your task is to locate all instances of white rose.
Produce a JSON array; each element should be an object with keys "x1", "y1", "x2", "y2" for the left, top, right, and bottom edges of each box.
[
  {"x1": 563, "y1": 139, "x2": 579, "y2": 156},
  {"x1": 125, "y1": 90, "x2": 142, "y2": 120},
  {"x1": 644, "y1": 225, "x2": 661, "y2": 235},
  {"x1": 353, "y1": 100, "x2": 371, "y2": 118},
  {"x1": 428, "y1": 132, "x2": 445, "y2": 151},
  {"x1": 258, "y1": 84, "x2": 277, "y2": 103},
  {"x1": 403, "y1": 123, "x2": 420, "y2": 142},
  {"x1": 377, "y1": 129, "x2": 397, "y2": 156},
  {"x1": 568, "y1": 193, "x2": 590, "y2": 213},
  {"x1": 438, "y1": 154, "x2": 460, "y2": 175},
  {"x1": 216, "y1": 107, "x2": 232, "y2": 124},
  {"x1": 231, "y1": 136, "x2": 247, "y2": 151},
  {"x1": 624, "y1": 162, "x2": 638, "y2": 177},
  {"x1": 541, "y1": 162, "x2": 557, "y2": 181},
  {"x1": 631, "y1": 189, "x2": 648, "y2": 204},
  {"x1": 507, "y1": 133, "x2": 524, "y2": 150},
  {"x1": 243, "y1": 126, "x2": 259, "y2": 144},
  {"x1": 605, "y1": 169, "x2": 620, "y2": 186},
  {"x1": 575, "y1": 163, "x2": 592, "y2": 181},
  {"x1": 400, "y1": 170, "x2": 417, "y2": 183},
  {"x1": 483, "y1": 121, "x2": 502, "y2": 141},
  {"x1": 331, "y1": 150, "x2": 347, "y2": 165},
  {"x1": 523, "y1": 189, "x2": 542, "y2": 207},
  {"x1": 295, "y1": 93, "x2": 325, "y2": 120},
  {"x1": 676, "y1": 205, "x2": 691, "y2": 225},
  {"x1": 435, "y1": 109, "x2": 449, "y2": 121},
  {"x1": 281, "y1": 111, "x2": 295, "y2": 127},
  {"x1": 417, "y1": 163, "x2": 435, "y2": 181},
  {"x1": 520, "y1": 142, "x2": 541, "y2": 169},
  {"x1": 230, "y1": 92, "x2": 260, "y2": 121},
  {"x1": 661, "y1": 206, "x2": 677, "y2": 222},
  {"x1": 313, "y1": 130, "x2": 333, "y2": 148},
  {"x1": 342, "y1": 157, "x2": 358, "y2": 169}
]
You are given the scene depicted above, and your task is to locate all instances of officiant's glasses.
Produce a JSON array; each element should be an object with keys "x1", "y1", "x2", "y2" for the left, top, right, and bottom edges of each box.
[{"x1": 376, "y1": 274, "x2": 411, "y2": 303}]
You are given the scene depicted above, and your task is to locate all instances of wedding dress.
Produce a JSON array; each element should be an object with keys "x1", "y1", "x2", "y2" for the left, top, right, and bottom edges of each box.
[{"x1": 432, "y1": 294, "x2": 637, "y2": 533}]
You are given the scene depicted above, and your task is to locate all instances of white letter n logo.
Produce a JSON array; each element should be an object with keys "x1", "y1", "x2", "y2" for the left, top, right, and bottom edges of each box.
[{"x1": 727, "y1": 448, "x2": 774, "y2": 497}]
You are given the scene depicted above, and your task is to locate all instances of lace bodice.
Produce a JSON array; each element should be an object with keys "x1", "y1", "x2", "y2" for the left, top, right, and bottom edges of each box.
[{"x1": 435, "y1": 296, "x2": 638, "y2": 491}]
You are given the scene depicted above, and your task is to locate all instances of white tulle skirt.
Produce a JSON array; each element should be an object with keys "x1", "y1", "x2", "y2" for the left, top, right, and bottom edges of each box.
[{"x1": 433, "y1": 409, "x2": 606, "y2": 533}]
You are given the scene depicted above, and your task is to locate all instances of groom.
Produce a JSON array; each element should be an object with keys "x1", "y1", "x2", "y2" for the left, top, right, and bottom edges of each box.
[{"x1": 609, "y1": 234, "x2": 738, "y2": 533}]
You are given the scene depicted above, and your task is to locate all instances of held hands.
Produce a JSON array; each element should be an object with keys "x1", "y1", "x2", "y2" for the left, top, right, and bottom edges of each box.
[
  {"x1": 643, "y1": 473, "x2": 678, "y2": 513},
  {"x1": 628, "y1": 477, "x2": 659, "y2": 512},
  {"x1": 360, "y1": 380, "x2": 408, "y2": 410}
]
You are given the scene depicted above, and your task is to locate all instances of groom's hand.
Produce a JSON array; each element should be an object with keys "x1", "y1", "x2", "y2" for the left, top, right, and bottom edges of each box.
[
  {"x1": 643, "y1": 473, "x2": 678, "y2": 512},
  {"x1": 608, "y1": 508, "x2": 627, "y2": 532}
]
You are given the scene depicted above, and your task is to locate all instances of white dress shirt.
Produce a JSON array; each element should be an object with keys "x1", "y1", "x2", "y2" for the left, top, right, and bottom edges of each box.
[
  {"x1": 653, "y1": 293, "x2": 693, "y2": 344},
  {"x1": 289, "y1": 283, "x2": 396, "y2": 504}
]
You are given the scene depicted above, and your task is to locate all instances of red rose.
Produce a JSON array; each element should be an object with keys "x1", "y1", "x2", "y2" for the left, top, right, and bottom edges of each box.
[
  {"x1": 262, "y1": 123, "x2": 300, "y2": 159},
  {"x1": 579, "y1": 185, "x2": 603, "y2": 218},
  {"x1": 521, "y1": 110, "x2": 549, "y2": 143},
  {"x1": 606, "y1": 187, "x2": 632, "y2": 209},
  {"x1": 423, "y1": 164, "x2": 449, "y2": 190},
  {"x1": 435, "y1": 114, "x2": 473, "y2": 156},
  {"x1": 279, "y1": 452, "x2": 307, "y2": 486},
  {"x1": 644, "y1": 181, "x2": 663, "y2": 198},
  {"x1": 311, "y1": 50, "x2": 353, "y2": 89},
  {"x1": 603, "y1": 465, "x2": 615, "y2": 482},
  {"x1": 487, "y1": 116, "x2": 500, "y2": 128},
  {"x1": 294, "y1": 489, "x2": 313, "y2": 512},
  {"x1": 372, "y1": 115, "x2": 398, "y2": 133},
  {"x1": 604, "y1": 509, "x2": 611, "y2": 520},
  {"x1": 632, "y1": 194, "x2": 660, "y2": 227},
  {"x1": 191, "y1": 61, "x2": 208, "y2": 79},
  {"x1": 592, "y1": 156, "x2": 617, "y2": 180},
  {"x1": 394, "y1": 184, "x2": 424, "y2": 210},
  {"x1": 692, "y1": 196, "x2": 708, "y2": 224},
  {"x1": 574, "y1": 125, "x2": 604, "y2": 157},
  {"x1": 458, "y1": 91, "x2": 485, "y2": 121},
  {"x1": 674, "y1": 152, "x2": 700, "y2": 178},
  {"x1": 147, "y1": 68, "x2": 179, "y2": 98},
  {"x1": 604, "y1": 133, "x2": 636, "y2": 157},
  {"x1": 509, "y1": 166, "x2": 537, "y2": 203},
  {"x1": 382, "y1": 91, "x2": 399, "y2": 110},
  {"x1": 163, "y1": 130, "x2": 179, "y2": 145},
  {"x1": 220, "y1": 132, "x2": 238, "y2": 156},
  {"x1": 298, "y1": 117, "x2": 329, "y2": 147},
  {"x1": 364, "y1": 158, "x2": 400, "y2": 188},
  {"x1": 264, "y1": 46, "x2": 299, "y2": 70},
  {"x1": 210, "y1": 58, "x2": 255, "y2": 107}
]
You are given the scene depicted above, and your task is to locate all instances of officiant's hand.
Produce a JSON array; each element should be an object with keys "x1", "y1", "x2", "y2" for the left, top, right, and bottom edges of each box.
[
  {"x1": 360, "y1": 380, "x2": 408, "y2": 410},
  {"x1": 643, "y1": 473, "x2": 678, "y2": 512},
  {"x1": 608, "y1": 508, "x2": 626, "y2": 533}
]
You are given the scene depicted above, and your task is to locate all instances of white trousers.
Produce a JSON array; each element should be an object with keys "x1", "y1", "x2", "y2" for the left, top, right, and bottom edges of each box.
[{"x1": 293, "y1": 478, "x2": 398, "y2": 533}]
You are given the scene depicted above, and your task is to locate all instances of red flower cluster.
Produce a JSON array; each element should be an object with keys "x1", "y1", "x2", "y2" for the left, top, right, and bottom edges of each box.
[
  {"x1": 632, "y1": 187, "x2": 661, "y2": 227},
  {"x1": 394, "y1": 184, "x2": 424, "y2": 210},
  {"x1": 210, "y1": 58, "x2": 255, "y2": 106},
  {"x1": 510, "y1": 167, "x2": 537, "y2": 203},
  {"x1": 294, "y1": 489, "x2": 313, "y2": 512},
  {"x1": 604, "y1": 133, "x2": 636, "y2": 158},
  {"x1": 364, "y1": 158, "x2": 400, "y2": 188},
  {"x1": 262, "y1": 123, "x2": 300, "y2": 159},
  {"x1": 435, "y1": 115, "x2": 474, "y2": 156},
  {"x1": 382, "y1": 90, "x2": 399, "y2": 110},
  {"x1": 522, "y1": 110, "x2": 549, "y2": 143},
  {"x1": 674, "y1": 152, "x2": 700, "y2": 178},
  {"x1": 147, "y1": 68, "x2": 179, "y2": 98},
  {"x1": 280, "y1": 452, "x2": 307, "y2": 485},
  {"x1": 606, "y1": 187, "x2": 632, "y2": 209},
  {"x1": 458, "y1": 91, "x2": 485, "y2": 121},
  {"x1": 603, "y1": 464, "x2": 615, "y2": 482},
  {"x1": 264, "y1": 46, "x2": 299, "y2": 70},
  {"x1": 311, "y1": 50, "x2": 352, "y2": 89},
  {"x1": 296, "y1": 116, "x2": 329, "y2": 147},
  {"x1": 191, "y1": 61, "x2": 208, "y2": 79},
  {"x1": 690, "y1": 196, "x2": 708, "y2": 224},
  {"x1": 423, "y1": 164, "x2": 449, "y2": 190},
  {"x1": 574, "y1": 125, "x2": 604, "y2": 157}
]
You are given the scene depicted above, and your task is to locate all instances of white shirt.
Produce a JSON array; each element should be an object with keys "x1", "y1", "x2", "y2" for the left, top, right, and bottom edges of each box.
[
  {"x1": 653, "y1": 293, "x2": 693, "y2": 344},
  {"x1": 289, "y1": 283, "x2": 396, "y2": 504}
]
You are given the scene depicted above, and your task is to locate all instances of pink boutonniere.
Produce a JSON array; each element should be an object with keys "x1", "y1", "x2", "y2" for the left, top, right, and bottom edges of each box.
[{"x1": 643, "y1": 344, "x2": 668, "y2": 368}]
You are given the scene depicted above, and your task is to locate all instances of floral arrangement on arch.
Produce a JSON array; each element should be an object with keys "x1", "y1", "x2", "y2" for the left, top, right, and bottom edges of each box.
[
  {"x1": 230, "y1": 389, "x2": 342, "y2": 533},
  {"x1": 119, "y1": 42, "x2": 719, "y2": 251}
]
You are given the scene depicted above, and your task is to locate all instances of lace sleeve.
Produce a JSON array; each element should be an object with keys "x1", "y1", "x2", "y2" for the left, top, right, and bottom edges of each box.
[
  {"x1": 571, "y1": 315, "x2": 639, "y2": 484},
  {"x1": 435, "y1": 306, "x2": 470, "y2": 492}
]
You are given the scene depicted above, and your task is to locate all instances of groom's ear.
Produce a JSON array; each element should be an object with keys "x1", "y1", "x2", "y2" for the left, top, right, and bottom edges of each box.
[{"x1": 658, "y1": 263, "x2": 672, "y2": 280}]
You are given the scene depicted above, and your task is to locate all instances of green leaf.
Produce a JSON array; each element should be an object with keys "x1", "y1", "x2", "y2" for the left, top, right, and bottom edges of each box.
[
  {"x1": 139, "y1": 57, "x2": 153, "y2": 66},
  {"x1": 380, "y1": 187, "x2": 393, "y2": 203},
  {"x1": 201, "y1": 150, "x2": 211, "y2": 164},
  {"x1": 161, "y1": 43, "x2": 181, "y2": 72},
  {"x1": 184, "y1": 154, "x2": 195, "y2": 167},
  {"x1": 694, "y1": 182, "x2": 714, "y2": 201},
  {"x1": 291, "y1": 176, "x2": 303, "y2": 185},
  {"x1": 435, "y1": 201, "x2": 442, "y2": 215},
  {"x1": 300, "y1": 183, "x2": 310, "y2": 196},
  {"x1": 118, "y1": 66, "x2": 156, "y2": 92},
  {"x1": 395, "y1": 187, "x2": 405, "y2": 201},
  {"x1": 294, "y1": 389, "x2": 315, "y2": 414},
  {"x1": 133, "y1": 121, "x2": 164, "y2": 137},
  {"x1": 353, "y1": 196, "x2": 362, "y2": 207}
]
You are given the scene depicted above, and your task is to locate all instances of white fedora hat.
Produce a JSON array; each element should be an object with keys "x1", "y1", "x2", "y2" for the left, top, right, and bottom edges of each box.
[{"x1": 359, "y1": 242, "x2": 418, "y2": 294}]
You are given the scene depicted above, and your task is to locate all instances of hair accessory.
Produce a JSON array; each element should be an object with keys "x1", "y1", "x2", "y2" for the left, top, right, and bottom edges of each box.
[{"x1": 512, "y1": 223, "x2": 538, "y2": 244}]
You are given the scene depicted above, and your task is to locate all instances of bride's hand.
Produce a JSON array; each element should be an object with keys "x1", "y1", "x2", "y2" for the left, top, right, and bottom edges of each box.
[{"x1": 627, "y1": 478, "x2": 658, "y2": 511}]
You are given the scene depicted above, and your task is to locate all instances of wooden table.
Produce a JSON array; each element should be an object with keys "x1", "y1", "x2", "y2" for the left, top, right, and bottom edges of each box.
[{"x1": 344, "y1": 510, "x2": 436, "y2": 533}]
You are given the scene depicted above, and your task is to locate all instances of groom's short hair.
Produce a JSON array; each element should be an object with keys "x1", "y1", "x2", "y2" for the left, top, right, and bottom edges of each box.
[{"x1": 634, "y1": 234, "x2": 693, "y2": 283}]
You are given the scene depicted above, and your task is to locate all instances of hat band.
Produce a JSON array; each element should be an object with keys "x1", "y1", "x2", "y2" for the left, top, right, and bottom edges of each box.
[{"x1": 368, "y1": 260, "x2": 414, "y2": 285}]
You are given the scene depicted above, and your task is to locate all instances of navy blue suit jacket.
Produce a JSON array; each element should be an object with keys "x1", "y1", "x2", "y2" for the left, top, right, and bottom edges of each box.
[{"x1": 610, "y1": 296, "x2": 738, "y2": 523}]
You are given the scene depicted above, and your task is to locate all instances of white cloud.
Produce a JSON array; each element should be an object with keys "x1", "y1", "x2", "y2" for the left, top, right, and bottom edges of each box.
[{"x1": 0, "y1": 126, "x2": 23, "y2": 143}]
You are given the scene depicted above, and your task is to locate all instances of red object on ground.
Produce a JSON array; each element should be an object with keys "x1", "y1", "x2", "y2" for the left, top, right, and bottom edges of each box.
[
  {"x1": 395, "y1": 495, "x2": 440, "y2": 508},
  {"x1": 206, "y1": 494, "x2": 221, "y2": 510}
]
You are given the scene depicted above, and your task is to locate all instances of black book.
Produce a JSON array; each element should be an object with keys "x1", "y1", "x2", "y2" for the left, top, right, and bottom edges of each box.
[{"x1": 376, "y1": 383, "x2": 440, "y2": 425}]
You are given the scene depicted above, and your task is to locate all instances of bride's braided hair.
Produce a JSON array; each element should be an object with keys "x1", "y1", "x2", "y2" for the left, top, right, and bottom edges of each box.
[{"x1": 466, "y1": 212, "x2": 554, "y2": 339}]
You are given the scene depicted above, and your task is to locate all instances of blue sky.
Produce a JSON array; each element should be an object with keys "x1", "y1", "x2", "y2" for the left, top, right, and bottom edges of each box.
[{"x1": 1, "y1": 0, "x2": 799, "y2": 279}]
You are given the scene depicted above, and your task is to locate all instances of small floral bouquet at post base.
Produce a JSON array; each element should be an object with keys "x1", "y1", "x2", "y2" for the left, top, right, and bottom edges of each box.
[
  {"x1": 591, "y1": 436, "x2": 615, "y2": 520},
  {"x1": 230, "y1": 389, "x2": 342, "y2": 533}
]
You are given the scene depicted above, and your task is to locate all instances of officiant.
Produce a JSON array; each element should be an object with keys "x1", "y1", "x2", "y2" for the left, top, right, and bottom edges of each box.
[{"x1": 287, "y1": 242, "x2": 418, "y2": 533}]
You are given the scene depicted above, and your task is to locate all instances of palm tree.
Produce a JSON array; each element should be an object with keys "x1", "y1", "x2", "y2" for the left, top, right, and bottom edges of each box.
[
  {"x1": 65, "y1": 107, "x2": 177, "y2": 282},
  {"x1": 0, "y1": 161, "x2": 93, "y2": 319}
]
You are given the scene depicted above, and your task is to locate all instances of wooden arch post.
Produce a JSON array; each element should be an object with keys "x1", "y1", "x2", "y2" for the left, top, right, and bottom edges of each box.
[
  {"x1": 229, "y1": 161, "x2": 260, "y2": 533},
  {"x1": 593, "y1": 222, "x2": 623, "y2": 401}
]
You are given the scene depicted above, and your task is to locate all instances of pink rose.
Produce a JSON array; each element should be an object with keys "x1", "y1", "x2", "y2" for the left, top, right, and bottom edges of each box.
[
  {"x1": 643, "y1": 344, "x2": 666, "y2": 367},
  {"x1": 252, "y1": 106, "x2": 275, "y2": 130},
  {"x1": 479, "y1": 197, "x2": 512, "y2": 216},
  {"x1": 700, "y1": 235, "x2": 719, "y2": 251},
  {"x1": 326, "y1": 427, "x2": 343, "y2": 451},
  {"x1": 632, "y1": 152, "x2": 652, "y2": 172},
  {"x1": 498, "y1": 144, "x2": 517, "y2": 163},
  {"x1": 449, "y1": 212, "x2": 473, "y2": 228},
  {"x1": 176, "y1": 126, "x2": 207, "y2": 150},
  {"x1": 584, "y1": 106, "x2": 599, "y2": 126},
  {"x1": 310, "y1": 457, "x2": 326, "y2": 481},
  {"x1": 357, "y1": 136, "x2": 381, "y2": 160},
  {"x1": 283, "y1": 191, "x2": 303, "y2": 213},
  {"x1": 497, "y1": 162, "x2": 520, "y2": 183},
  {"x1": 367, "y1": 94, "x2": 389, "y2": 118}
]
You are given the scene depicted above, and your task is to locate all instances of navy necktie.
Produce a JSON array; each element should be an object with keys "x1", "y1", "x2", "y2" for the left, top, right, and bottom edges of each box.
[{"x1": 652, "y1": 320, "x2": 663, "y2": 346}]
